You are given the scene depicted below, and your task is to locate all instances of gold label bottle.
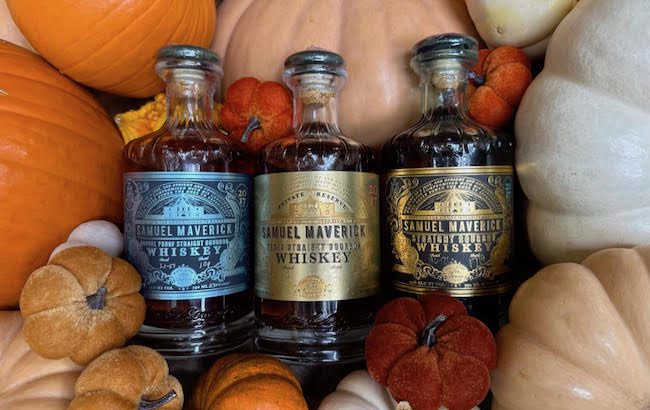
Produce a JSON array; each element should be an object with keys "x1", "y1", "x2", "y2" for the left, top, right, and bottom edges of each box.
[
  {"x1": 255, "y1": 49, "x2": 381, "y2": 362},
  {"x1": 382, "y1": 34, "x2": 516, "y2": 331},
  {"x1": 123, "y1": 45, "x2": 253, "y2": 355}
]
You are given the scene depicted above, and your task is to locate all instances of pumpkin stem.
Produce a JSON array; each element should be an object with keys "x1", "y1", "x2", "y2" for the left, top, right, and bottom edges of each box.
[
  {"x1": 139, "y1": 390, "x2": 177, "y2": 410},
  {"x1": 86, "y1": 287, "x2": 108, "y2": 310},
  {"x1": 420, "y1": 314, "x2": 448, "y2": 347},
  {"x1": 468, "y1": 71, "x2": 485, "y2": 86},
  {"x1": 240, "y1": 116, "x2": 262, "y2": 144}
]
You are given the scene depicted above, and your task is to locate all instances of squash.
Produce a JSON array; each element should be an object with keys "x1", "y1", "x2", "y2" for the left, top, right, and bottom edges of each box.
[
  {"x1": 514, "y1": 0, "x2": 650, "y2": 264},
  {"x1": 0, "y1": 41, "x2": 123, "y2": 309},
  {"x1": 0, "y1": 1, "x2": 31, "y2": 51},
  {"x1": 50, "y1": 220, "x2": 124, "y2": 259},
  {"x1": 190, "y1": 353, "x2": 308, "y2": 410},
  {"x1": 465, "y1": 0, "x2": 577, "y2": 59},
  {"x1": 20, "y1": 246, "x2": 145, "y2": 365},
  {"x1": 6, "y1": 0, "x2": 216, "y2": 98},
  {"x1": 491, "y1": 245, "x2": 650, "y2": 410},
  {"x1": 69, "y1": 345, "x2": 183, "y2": 410},
  {"x1": 0, "y1": 311, "x2": 82, "y2": 409},
  {"x1": 213, "y1": 0, "x2": 479, "y2": 147}
]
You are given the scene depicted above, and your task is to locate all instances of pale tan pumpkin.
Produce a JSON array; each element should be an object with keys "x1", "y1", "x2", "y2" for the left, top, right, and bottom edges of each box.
[
  {"x1": 0, "y1": 311, "x2": 82, "y2": 409},
  {"x1": 213, "y1": 0, "x2": 479, "y2": 147},
  {"x1": 491, "y1": 245, "x2": 650, "y2": 410}
]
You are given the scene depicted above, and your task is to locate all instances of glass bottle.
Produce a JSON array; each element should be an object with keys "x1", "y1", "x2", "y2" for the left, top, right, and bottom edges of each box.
[
  {"x1": 123, "y1": 45, "x2": 253, "y2": 356},
  {"x1": 255, "y1": 49, "x2": 381, "y2": 363},
  {"x1": 382, "y1": 34, "x2": 516, "y2": 332}
]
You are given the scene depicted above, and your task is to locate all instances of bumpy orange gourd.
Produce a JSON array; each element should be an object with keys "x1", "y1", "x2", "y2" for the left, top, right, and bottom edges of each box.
[
  {"x1": 0, "y1": 41, "x2": 123, "y2": 309},
  {"x1": 0, "y1": 311, "x2": 82, "y2": 409},
  {"x1": 213, "y1": 0, "x2": 479, "y2": 147},
  {"x1": 191, "y1": 353, "x2": 308, "y2": 410},
  {"x1": 6, "y1": 0, "x2": 216, "y2": 98}
]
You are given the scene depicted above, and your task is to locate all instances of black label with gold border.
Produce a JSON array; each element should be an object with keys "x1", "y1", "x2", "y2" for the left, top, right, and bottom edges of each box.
[{"x1": 385, "y1": 166, "x2": 514, "y2": 297}]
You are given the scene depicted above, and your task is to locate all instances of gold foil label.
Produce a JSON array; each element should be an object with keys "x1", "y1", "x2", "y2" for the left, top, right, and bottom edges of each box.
[
  {"x1": 385, "y1": 166, "x2": 514, "y2": 297},
  {"x1": 255, "y1": 171, "x2": 380, "y2": 301}
]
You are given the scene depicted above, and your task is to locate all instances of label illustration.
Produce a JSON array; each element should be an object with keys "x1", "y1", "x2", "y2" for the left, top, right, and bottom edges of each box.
[
  {"x1": 385, "y1": 166, "x2": 514, "y2": 296},
  {"x1": 124, "y1": 172, "x2": 251, "y2": 300},
  {"x1": 255, "y1": 171, "x2": 381, "y2": 301}
]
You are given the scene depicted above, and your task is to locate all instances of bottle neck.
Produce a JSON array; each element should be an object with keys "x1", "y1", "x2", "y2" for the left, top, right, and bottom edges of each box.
[
  {"x1": 164, "y1": 69, "x2": 217, "y2": 131},
  {"x1": 290, "y1": 73, "x2": 342, "y2": 135},
  {"x1": 418, "y1": 60, "x2": 471, "y2": 120}
]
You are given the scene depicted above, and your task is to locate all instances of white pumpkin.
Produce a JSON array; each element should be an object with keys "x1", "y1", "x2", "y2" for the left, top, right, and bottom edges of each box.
[
  {"x1": 465, "y1": 0, "x2": 577, "y2": 58},
  {"x1": 515, "y1": 0, "x2": 650, "y2": 264},
  {"x1": 50, "y1": 220, "x2": 123, "y2": 260}
]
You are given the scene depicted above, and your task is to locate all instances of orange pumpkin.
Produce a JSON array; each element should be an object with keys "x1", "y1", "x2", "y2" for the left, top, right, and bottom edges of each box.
[
  {"x1": 191, "y1": 353, "x2": 308, "y2": 410},
  {"x1": 6, "y1": 0, "x2": 216, "y2": 98},
  {"x1": 0, "y1": 1, "x2": 31, "y2": 51},
  {"x1": 0, "y1": 41, "x2": 123, "y2": 309},
  {"x1": 213, "y1": 0, "x2": 479, "y2": 147}
]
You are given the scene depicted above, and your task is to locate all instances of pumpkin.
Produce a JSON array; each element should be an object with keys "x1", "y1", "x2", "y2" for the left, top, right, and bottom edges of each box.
[
  {"x1": 213, "y1": 0, "x2": 479, "y2": 147},
  {"x1": 6, "y1": 0, "x2": 216, "y2": 98},
  {"x1": 491, "y1": 245, "x2": 650, "y2": 410},
  {"x1": 220, "y1": 77, "x2": 293, "y2": 154},
  {"x1": 365, "y1": 293, "x2": 496, "y2": 410},
  {"x1": 514, "y1": 0, "x2": 650, "y2": 264},
  {"x1": 0, "y1": 0, "x2": 31, "y2": 51},
  {"x1": 0, "y1": 311, "x2": 82, "y2": 409},
  {"x1": 190, "y1": 353, "x2": 308, "y2": 410},
  {"x1": 19, "y1": 246, "x2": 145, "y2": 365},
  {"x1": 0, "y1": 41, "x2": 123, "y2": 309},
  {"x1": 51, "y1": 220, "x2": 124, "y2": 260},
  {"x1": 465, "y1": 0, "x2": 578, "y2": 59},
  {"x1": 69, "y1": 345, "x2": 183, "y2": 410},
  {"x1": 468, "y1": 47, "x2": 532, "y2": 129}
]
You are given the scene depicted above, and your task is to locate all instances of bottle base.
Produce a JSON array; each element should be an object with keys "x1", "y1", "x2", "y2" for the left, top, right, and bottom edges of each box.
[{"x1": 132, "y1": 312, "x2": 255, "y2": 357}]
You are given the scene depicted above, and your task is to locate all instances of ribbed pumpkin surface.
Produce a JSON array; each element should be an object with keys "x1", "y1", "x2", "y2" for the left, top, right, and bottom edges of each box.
[
  {"x1": 6, "y1": 0, "x2": 216, "y2": 98},
  {"x1": 0, "y1": 41, "x2": 123, "y2": 308},
  {"x1": 0, "y1": 311, "x2": 82, "y2": 409}
]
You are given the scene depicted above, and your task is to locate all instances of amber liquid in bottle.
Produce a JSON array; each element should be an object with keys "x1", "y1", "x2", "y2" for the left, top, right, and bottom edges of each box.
[
  {"x1": 255, "y1": 51, "x2": 381, "y2": 363},
  {"x1": 123, "y1": 46, "x2": 253, "y2": 355},
  {"x1": 382, "y1": 35, "x2": 516, "y2": 332}
]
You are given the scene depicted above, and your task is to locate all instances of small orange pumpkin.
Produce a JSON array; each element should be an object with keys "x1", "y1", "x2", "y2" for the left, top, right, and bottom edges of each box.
[
  {"x1": 191, "y1": 353, "x2": 308, "y2": 410},
  {"x1": 6, "y1": 0, "x2": 216, "y2": 97}
]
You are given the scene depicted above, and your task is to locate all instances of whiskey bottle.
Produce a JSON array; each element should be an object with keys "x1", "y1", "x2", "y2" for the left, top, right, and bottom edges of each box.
[
  {"x1": 123, "y1": 45, "x2": 253, "y2": 355},
  {"x1": 382, "y1": 34, "x2": 516, "y2": 331},
  {"x1": 255, "y1": 49, "x2": 381, "y2": 363}
]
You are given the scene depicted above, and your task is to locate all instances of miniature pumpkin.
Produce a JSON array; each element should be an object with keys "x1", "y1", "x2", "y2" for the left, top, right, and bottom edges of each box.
[
  {"x1": 190, "y1": 353, "x2": 308, "y2": 410},
  {"x1": 51, "y1": 220, "x2": 124, "y2": 260},
  {"x1": 19, "y1": 246, "x2": 145, "y2": 365},
  {"x1": 515, "y1": 0, "x2": 650, "y2": 264},
  {"x1": 0, "y1": 41, "x2": 123, "y2": 309},
  {"x1": 366, "y1": 293, "x2": 496, "y2": 410},
  {"x1": 213, "y1": 0, "x2": 479, "y2": 147},
  {"x1": 465, "y1": 0, "x2": 578, "y2": 59},
  {"x1": 468, "y1": 47, "x2": 532, "y2": 129},
  {"x1": 0, "y1": 0, "x2": 31, "y2": 51},
  {"x1": 220, "y1": 77, "x2": 293, "y2": 154},
  {"x1": 0, "y1": 311, "x2": 82, "y2": 409},
  {"x1": 6, "y1": 0, "x2": 216, "y2": 97},
  {"x1": 69, "y1": 345, "x2": 183, "y2": 410},
  {"x1": 491, "y1": 245, "x2": 650, "y2": 410}
]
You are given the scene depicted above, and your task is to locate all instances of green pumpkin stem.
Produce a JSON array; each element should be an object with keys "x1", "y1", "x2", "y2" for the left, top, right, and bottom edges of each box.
[
  {"x1": 85, "y1": 287, "x2": 107, "y2": 310},
  {"x1": 139, "y1": 390, "x2": 177, "y2": 410},
  {"x1": 240, "y1": 115, "x2": 261, "y2": 143},
  {"x1": 420, "y1": 314, "x2": 448, "y2": 347}
]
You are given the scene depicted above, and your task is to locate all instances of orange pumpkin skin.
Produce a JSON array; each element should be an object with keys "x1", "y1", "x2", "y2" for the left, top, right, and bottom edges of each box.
[
  {"x1": 6, "y1": 0, "x2": 216, "y2": 98},
  {"x1": 0, "y1": 42, "x2": 123, "y2": 309},
  {"x1": 213, "y1": 0, "x2": 479, "y2": 148}
]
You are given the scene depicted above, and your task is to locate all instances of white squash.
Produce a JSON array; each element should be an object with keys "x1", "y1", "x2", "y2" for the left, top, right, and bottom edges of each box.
[
  {"x1": 465, "y1": 0, "x2": 577, "y2": 59},
  {"x1": 50, "y1": 220, "x2": 123, "y2": 260},
  {"x1": 515, "y1": 0, "x2": 650, "y2": 264}
]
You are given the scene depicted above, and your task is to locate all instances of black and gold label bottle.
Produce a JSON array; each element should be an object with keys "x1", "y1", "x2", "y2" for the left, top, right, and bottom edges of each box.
[{"x1": 382, "y1": 34, "x2": 516, "y2": 332}]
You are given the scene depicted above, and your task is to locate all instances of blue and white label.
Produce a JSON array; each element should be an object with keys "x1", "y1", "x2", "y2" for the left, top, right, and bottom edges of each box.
[{"x1": 124, "y1": 172, "x2": 251, "y2": 300}]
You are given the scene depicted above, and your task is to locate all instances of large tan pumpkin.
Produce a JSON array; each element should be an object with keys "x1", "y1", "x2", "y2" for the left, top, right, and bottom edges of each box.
[
  {"x1": 0, "y1": 311, "x2": 82, "y2": 409},
  {"x1": 0, "y1": 1, "x2": 31, "y2": 51},
  {"x1": 213, "y1": 0, "x2": 479, "y2": 147},
  {"x1": 491, "y1": 245, "x2": 650, "y2": 410},
  {"x1": 6, "y1": 0, "x2": 216, "y2": 98},
  {"x1": 0, "y1": 41, "x2": 123, "y2": 308}
]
